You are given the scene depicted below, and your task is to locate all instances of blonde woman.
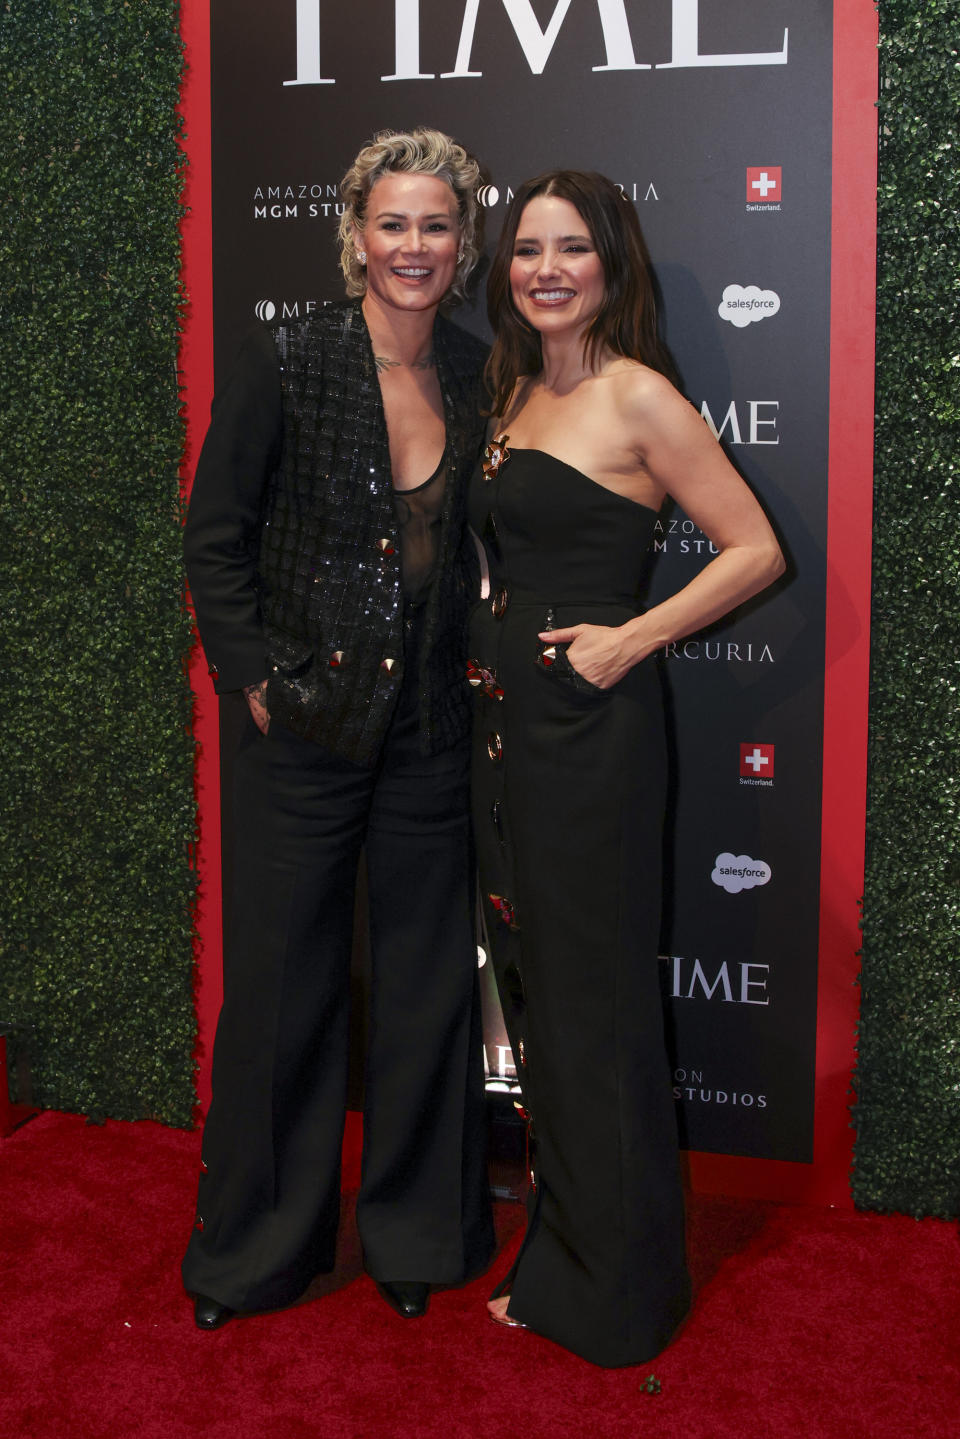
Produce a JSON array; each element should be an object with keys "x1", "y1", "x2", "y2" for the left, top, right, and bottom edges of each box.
[{"x1": 182, "y1": 129, "x2": 493, "y2": 1329}]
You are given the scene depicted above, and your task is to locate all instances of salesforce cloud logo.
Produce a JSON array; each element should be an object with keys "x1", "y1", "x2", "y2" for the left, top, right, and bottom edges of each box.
[
  {"x1": 719, "y1": 284, "x2": 781, "y2": 328},
  {"x1": 711, "y1": 852, "x2": 772, "y2": 894}
]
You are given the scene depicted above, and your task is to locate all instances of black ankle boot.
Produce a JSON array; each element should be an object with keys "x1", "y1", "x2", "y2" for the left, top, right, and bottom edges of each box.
[
  {"x1": 374, "y1": 1281, "x2": 430, "y2": 1318},
  {"x1": 193, "y1": 1293, "x2": 236, "y2": 1330}
]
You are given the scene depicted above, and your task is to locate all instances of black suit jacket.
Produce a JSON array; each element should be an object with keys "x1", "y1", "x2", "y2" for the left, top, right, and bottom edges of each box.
[{"x1": 184, "y1": 301, "x2": 487, "y2": 765}]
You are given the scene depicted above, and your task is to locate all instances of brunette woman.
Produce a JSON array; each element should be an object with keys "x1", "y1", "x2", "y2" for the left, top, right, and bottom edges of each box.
[{"x1": 470, "y1": 171, "x2": 784, "y2": 1366}]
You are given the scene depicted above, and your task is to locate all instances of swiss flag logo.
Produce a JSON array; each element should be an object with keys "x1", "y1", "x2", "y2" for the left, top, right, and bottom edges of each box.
[
  {"x1": 746, "y1": 167, "x2": 782, "y2": 203},
  {"x1": 740, "y1": 743, "x2": 775, "y2": 779}
]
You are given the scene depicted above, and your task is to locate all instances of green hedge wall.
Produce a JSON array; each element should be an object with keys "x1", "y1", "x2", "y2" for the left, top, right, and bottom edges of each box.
[
  {"x1": 0, "y1": 3, "x2": 196, "y2": 1125},
  {"x1": 853, "y1": 2, "x2": 960, "y2": 1216}
]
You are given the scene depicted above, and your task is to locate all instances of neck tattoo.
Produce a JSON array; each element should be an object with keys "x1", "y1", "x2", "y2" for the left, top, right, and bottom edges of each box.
[{"x1": 374, "y1": 350, "x2": 436, "y2": 375}]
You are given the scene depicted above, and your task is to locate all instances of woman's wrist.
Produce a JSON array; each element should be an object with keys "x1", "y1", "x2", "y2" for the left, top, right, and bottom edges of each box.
[{"x1": 620, "y1": 614, "x2": 663, "y2": 669}]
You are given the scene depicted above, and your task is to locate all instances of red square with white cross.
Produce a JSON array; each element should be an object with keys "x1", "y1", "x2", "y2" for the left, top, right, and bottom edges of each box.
[
  {"x1": 746, "y1": 167, "x2": 781, "y2": 202},
  {"x1": 740, "y1": 743, "x2": 775, "y2": 779}
]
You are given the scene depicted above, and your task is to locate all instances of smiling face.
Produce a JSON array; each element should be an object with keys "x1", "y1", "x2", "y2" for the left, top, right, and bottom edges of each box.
[
  {"x1": 508, "y1": 194, "x2": 607, "y2": 342},
  {"x1": 359, "y1": 172, "x2": 461, "y2": 317}
]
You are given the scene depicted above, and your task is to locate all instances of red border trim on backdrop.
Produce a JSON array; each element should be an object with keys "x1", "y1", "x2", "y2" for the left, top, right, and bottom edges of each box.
[
  {"x1": 179, "y1": 1, "x2": 219, "y2": 1113},
  {"x1": 179, "y1": 2, "x2": 879, "y2": 1188},
  {"x1": 686, "y1": 0, "x2": 878, "y2": 1205}
]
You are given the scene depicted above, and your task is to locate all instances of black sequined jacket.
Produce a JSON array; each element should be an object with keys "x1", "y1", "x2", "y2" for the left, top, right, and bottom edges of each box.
[{"x1": 184, "y1": 301, "x2": 488, "y2": 765}]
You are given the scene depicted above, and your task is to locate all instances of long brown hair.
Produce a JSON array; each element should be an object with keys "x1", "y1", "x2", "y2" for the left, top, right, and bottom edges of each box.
[{"x1": 485, "y1": 170, "x2": 676, "y2": 417}]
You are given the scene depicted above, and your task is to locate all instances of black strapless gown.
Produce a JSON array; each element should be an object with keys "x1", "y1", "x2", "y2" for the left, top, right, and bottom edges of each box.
[{"x1": 469, "y1": 447, "x2": 690, "y2": 1368}]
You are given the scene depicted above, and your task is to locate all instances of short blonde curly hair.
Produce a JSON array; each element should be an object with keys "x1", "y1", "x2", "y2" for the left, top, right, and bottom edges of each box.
[{"x1": 338, "y1": 128, "x2": 481, "y2": 304}]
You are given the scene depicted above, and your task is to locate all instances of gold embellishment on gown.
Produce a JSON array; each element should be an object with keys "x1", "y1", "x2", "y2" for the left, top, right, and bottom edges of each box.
[{"x1": 482, "y1": 432, "x2": 511, "y2": 480}]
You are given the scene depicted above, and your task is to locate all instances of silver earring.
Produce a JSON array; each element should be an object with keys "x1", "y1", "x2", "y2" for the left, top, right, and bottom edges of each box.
[
  {"x1": 357, "y1": 249, "x2": 367, "y2": 265},
  {"x1": 456, "y1": 250, "x2": 465, "y2": 265}
]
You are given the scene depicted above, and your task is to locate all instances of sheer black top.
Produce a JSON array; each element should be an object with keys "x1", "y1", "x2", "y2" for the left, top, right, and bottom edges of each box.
[{"x1": 392, "y1": 451, "x2": 447, "y2": 605}]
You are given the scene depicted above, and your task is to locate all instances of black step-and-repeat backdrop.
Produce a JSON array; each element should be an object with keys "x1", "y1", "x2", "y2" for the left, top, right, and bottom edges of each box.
[{"x1": 209, "y1": 0, "x2": 832, "y2": 1162}]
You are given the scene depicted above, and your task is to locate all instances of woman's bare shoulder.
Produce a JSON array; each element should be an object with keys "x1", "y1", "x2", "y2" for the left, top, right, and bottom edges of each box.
[
  {"x1": 605, "y1": 358, "x2": 679, "y2": 404},
  {"x1": 605, "y1": 360, "x2": 699, "y2": 434}
]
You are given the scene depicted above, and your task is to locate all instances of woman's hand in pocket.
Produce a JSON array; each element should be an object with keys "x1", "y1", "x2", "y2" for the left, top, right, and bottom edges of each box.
[
  {"x1": 243, "y1": 678, "x2": 271, "y2": 735},
  {"x1": 539, "y1": 624, "x2": 632, "y2": 690}
]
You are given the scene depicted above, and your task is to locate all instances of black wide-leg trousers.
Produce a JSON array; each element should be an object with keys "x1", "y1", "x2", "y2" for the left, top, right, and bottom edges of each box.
[{"x1": 182, "y1": 662, "x2": 494, "y2": 1313}]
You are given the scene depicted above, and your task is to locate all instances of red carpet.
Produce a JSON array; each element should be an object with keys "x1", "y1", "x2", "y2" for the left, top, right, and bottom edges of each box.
[{"x1": 2, "y1": 1112, "x2": 958, "y2": 1438}]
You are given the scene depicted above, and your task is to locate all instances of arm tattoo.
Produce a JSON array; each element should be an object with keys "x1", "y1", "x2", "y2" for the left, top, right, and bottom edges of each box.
[
  {"x1": 373, "y1": 351, "x2": 436, "y2": 374},
  {"x1": 243, "y1": 680, "x2": 268, "y2": 710}
]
